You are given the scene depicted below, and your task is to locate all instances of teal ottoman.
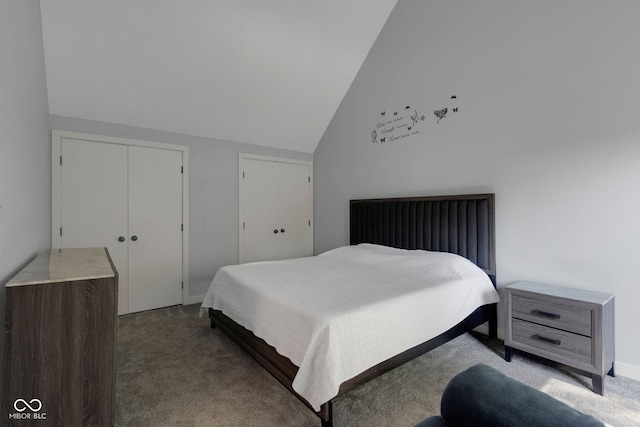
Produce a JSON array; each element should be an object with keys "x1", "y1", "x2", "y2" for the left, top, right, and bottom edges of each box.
[{"x1": 415, "y1": 364, "x2": 604, "y2": 427}]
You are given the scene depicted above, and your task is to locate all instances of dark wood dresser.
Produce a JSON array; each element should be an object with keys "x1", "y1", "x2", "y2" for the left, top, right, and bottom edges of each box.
[{"x1": 2, "y1": 248, "x2": 118, "y2": 426}]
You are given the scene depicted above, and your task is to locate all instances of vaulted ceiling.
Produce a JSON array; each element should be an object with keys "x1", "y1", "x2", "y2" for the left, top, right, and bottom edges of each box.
[{"x1": 39, "y1": 0, "x2": 397, "y2": 153}]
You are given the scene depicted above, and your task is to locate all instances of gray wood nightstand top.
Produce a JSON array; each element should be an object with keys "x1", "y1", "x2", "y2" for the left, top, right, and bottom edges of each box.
[{"x1": 507, "y1": 281, "x2": 614, "y2": 305}]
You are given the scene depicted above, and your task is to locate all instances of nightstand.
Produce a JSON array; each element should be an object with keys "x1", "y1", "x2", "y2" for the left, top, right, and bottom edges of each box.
[{"x1": 504, "y1": 281, "x2": 615, "y2": 395}]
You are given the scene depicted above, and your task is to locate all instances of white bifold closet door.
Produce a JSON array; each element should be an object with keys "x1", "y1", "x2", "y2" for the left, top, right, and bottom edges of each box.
[
  {"x1": 56, "y1": 137, "x2": 183, "y2": 315},
  {"x1": 127, "y1": 146, "x2": 183, "y2": 313},
  {"x1": 240, "y1": 155, "x2": 313, "y2": 263}
]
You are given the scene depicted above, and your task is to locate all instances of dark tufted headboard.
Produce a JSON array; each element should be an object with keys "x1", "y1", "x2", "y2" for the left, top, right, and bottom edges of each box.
[{"x1": 350, "y1": 194, "x2": 496, "y2": 281}]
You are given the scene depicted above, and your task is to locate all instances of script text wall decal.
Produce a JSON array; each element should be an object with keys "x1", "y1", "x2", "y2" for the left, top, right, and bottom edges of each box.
[{"x1": 370, "y1": 95, "x2": 460, "y2": 144}]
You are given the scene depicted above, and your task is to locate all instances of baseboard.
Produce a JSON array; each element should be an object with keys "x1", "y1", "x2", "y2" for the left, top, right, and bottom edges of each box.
[
  {"x1": 614, "y1": 361, "x2": 640, "y2": 381},
  {"x1": 184, "y1": 293, "x2": 205, "y2": 305}
]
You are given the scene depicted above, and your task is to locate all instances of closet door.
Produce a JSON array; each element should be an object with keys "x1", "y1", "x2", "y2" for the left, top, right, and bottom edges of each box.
[
  {"x1": 278, "y1": 161, "x2": 312, "y2": 259},
  {"x1": 58, "y1": 138, "x2": 130, "y2": 314},
  {"x1": 128, "y1": 146, "x2": 183, "y2": 313},
  {"x1": 240, "y1": 158, "x2": 280, "y2": 263},
  {"x1": 53, "y1": 132, "x2": 188, "y2": 315},
  {"x1": 240, "y1": 155, "x2": 312, "y2": 263}
]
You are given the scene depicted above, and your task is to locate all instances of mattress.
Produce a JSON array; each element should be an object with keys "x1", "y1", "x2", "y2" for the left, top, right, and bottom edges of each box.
[{"x1": 201, "y1": 243, "x2": 500, "y2": 410}]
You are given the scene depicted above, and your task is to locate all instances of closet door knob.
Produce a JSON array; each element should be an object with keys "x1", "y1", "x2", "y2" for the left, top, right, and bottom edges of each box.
[
  {"x1": 118, "y1": 236, "x2": 125, "y2": 242},
  {"x1": 131, "y1": 235, "x2": 138, "y2": 241},
  {"x1": 280, "y1": 229, "x2": 286, "y2": 233},
  {"x1": 273, "y1": 229, "x2": 279, "y2": 234}
]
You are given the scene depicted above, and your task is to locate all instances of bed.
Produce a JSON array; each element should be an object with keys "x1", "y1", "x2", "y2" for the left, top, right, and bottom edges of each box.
[{"x1": 202, "y1": 193, "x2": 498, "y2": 426}]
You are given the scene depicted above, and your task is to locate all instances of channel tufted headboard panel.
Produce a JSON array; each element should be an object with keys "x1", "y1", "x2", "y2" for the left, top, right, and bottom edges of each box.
[{"x1": 350, "y1": 194, "x2": 496, "y2": 278}]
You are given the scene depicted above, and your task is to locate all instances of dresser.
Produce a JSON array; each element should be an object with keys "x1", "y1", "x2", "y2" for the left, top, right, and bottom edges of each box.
[
  {"x1": 504, "y1": 281, "x2": 614, "y2": 395},
  {"x1": 2, "y1": 248, "x2": 118, "y2": 426}
]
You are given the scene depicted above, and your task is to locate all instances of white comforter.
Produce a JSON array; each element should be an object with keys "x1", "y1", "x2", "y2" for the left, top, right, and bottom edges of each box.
[{"x1": 200, "y1": 244, "x2": 499, "y2": 411}]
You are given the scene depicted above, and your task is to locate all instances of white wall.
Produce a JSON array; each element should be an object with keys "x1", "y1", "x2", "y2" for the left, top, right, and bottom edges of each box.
[
  {"x1": 49, "y1": 115, "x2": 313, "y2": 298},
  {"x1": 0, "y1": 0, "x2": 51, "y2": 398},
  {"x1": 314, "y1": 0, "x2": 640, "y2": 378}
]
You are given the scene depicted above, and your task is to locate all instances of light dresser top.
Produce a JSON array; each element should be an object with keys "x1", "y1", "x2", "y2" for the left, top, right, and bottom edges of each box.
[
  {"x1": 507, "y1": 281, "x2": 614, "y2": 305},
  {"x1": 6, "y1": 247, "x2": 115, "y2": 287}
]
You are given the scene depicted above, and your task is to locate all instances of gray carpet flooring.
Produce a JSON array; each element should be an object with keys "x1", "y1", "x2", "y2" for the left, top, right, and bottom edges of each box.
[{"x1": 115, "y1": 304, "x2": 640, "y2": 427}]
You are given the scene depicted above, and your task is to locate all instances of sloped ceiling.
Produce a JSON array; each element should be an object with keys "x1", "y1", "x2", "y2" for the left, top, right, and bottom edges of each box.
[{"x1": 39, "y1": 0, "x2": 397, "y2": 153}]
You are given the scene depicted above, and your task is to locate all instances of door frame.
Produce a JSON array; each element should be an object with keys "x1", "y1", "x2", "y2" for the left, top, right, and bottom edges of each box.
[
  {"x1": 51, "y1": 130, "x2": 190, "y2": 309},
  {"x1": 238, "y1": 153, "x2": 313, "y2": 263}
]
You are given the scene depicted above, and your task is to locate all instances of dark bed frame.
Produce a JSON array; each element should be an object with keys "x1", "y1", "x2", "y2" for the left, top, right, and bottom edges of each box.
[{"x1": 209, "y1": 193, "x2": 497, "y2": 426}]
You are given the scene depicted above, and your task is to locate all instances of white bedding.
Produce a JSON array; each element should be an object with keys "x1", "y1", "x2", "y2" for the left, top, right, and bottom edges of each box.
[{"x1": 200, "y1": 243, "x2": 500, "y2": 411}]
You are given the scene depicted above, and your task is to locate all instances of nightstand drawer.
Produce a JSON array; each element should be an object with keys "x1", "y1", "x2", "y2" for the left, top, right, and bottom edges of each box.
[
  {"x1": 512, "y1": 319, "x2": 592, "y2": 365},
  {"x1": 512, "y1": 295, "x2": 592, "y2": 336}
]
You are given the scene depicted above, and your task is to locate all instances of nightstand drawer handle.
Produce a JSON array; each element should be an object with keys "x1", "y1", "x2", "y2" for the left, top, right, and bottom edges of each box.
[
  {"x1": 533, "y1": 334, "x2": 561, "y2": 346},
  {"x1": 532, "y1": 309, "x2": 561, "y2": 319}
]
